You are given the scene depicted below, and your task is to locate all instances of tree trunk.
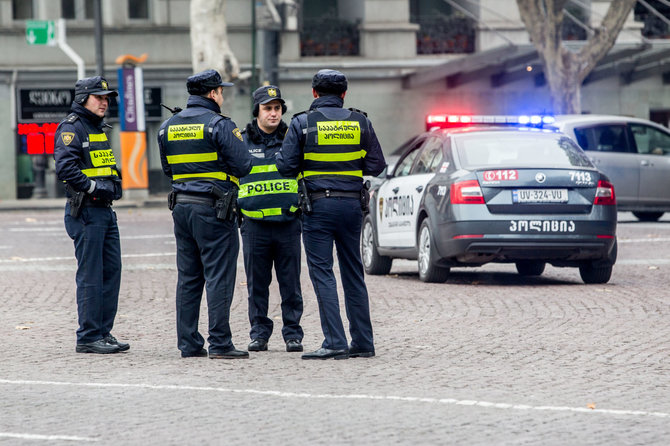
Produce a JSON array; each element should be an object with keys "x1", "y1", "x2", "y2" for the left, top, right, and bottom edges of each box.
[
  {"x1": 517, "y1": 0, "x2": 636, "y2": 114},
  {"x1": 190, "y1": 0, "x2": 239, "y2": 82}
]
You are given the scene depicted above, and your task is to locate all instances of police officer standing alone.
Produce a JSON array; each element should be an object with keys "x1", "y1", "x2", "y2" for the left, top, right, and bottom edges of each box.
[
  {"x1": 239, "y1": 86, "x2": 304, "y2": 353},
  {"x1": 276, "y1": 70, "x2": 386, "y2": 360},
  {"x1": 54, "y1": 76, "x2": 128, "y2": 354},
  {"x1": 158, "y1": 69, "x2": 253, "y2": 359}
]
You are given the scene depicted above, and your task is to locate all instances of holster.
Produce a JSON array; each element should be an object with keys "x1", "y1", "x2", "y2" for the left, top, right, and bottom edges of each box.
[
  {"x1": 211, "y1": 186, "x2": 238, "y2": 222},
  {"x1": 65, "y1": 184, "x2": 85, "y2": 218},
  {"x1": 360, "y1": 188, "x2": 370, "y2": 213},
  {"x1": 167, "y1": 190, "x2": 177, "y2": 211},
  {"x1": 298, "y1": 179, "x2": 313, "y2": 215}
]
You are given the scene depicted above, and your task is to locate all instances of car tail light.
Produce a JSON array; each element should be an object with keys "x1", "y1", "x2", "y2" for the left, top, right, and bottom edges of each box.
[
  {"x1": 451, "y1": 180, "x2": 485, "y2": 204},
  {"x1": 594, "y1": 180, "x2": 616, "y2": 205}
]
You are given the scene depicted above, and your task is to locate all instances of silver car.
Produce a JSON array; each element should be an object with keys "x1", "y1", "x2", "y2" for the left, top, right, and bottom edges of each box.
[{"x1": 549, "y1": 115, "x2": 670, "y2": 221}]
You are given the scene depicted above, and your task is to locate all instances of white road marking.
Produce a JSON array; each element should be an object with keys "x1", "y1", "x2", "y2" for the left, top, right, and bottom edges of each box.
[
  {"x1": 0, "y1": 252, "x2": 175, "y2": 263},
  {"x1": 0, "y1": 432, "x2": 98, "y2": 442},
  {"x1": 618, "y1": 237, "x2": 670, "y2": 243},
  {"x1": 0, "y1": 379, "x2": 667, "y2": 419}
]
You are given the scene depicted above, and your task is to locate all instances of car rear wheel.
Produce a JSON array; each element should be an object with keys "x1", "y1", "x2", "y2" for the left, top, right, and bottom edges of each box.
[
  {"x1": 579, "y1": 239, "x2": 617, "y2": 284},
  {"x1": 361, "y1": 215, "x2": 392, "y2": 275},
  {"x1": 417, "y1": 219, "x2": 450, "y2": 283},
  {"x1": 515, "y1": 261, "x2": 545, "y2": 276},
  {"x1": 632, "y1": 211, "x2": 664, "y2": 222}
]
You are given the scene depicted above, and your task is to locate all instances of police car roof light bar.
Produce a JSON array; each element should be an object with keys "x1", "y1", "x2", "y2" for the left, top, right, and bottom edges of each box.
[{"x1": 426, "y1": 114, "x2": 555, "y2": 130}]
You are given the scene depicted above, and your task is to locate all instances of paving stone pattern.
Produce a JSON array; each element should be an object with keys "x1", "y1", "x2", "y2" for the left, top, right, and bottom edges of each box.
[{"x1": 0, "y1": 208, "x2": 668, "y2": 445}]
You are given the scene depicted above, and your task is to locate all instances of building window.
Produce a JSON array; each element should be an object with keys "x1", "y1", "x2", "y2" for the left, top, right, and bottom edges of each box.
[
  {"x1": 411, "y1": 0, "x2": 474, "y2": 54},
  {"x1": 13, "y1": 0, "x2": 34, "y2": 19},
  {"x1": 129, "y1": 0, "x2": 149, "y2": 19},
  {"x1": 62, "y1": 0, "x2": 95, "y2": 20},
  {"x1": 300, "y1": 0, "x2": 360, "y2": 56}
]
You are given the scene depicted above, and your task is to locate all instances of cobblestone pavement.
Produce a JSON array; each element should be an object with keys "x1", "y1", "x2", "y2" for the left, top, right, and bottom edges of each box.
[{"x1": 0, "y1": 207, "x2": 668, "y2": 445}]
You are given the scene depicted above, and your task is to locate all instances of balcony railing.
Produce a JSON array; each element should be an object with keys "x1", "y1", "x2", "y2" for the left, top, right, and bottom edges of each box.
[
  {"x1": 300, "y1": 19, "x2": 360, "y2": 57},
  {"x1": 414, "y1": 15, "x2": 475, "y2": 54}
]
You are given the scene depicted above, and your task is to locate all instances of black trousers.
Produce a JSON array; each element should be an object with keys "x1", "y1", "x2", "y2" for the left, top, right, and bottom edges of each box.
[
  {"x1": 64, "y1": 204, "x2": 121, "y2": 344},
  {"x1": 241, "y1": 218, "x2": 303, "y2": 342},
  {"x1": 172, "y1": 203, "x2": 239, "y2": 354},
  {"x1": 302, "y1": 197, "x2": 374, "y2": 352}
]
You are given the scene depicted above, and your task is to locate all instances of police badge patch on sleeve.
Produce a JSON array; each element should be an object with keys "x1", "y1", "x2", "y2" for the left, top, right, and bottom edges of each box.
[
  {"x1": 232, "y1": 128, "x2": 243, "y2": 141},
  {"x1": 61, "y1": 132, "x2": 75, "y2": 145}
]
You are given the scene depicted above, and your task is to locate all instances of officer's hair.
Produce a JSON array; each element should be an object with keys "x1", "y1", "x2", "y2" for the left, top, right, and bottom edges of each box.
[
  {"x1": 314, "y1": 88, "x2": 345, "y2": 97},
  {"x1": 253, "y1": 101, "x2": 287, "y2": 117}
]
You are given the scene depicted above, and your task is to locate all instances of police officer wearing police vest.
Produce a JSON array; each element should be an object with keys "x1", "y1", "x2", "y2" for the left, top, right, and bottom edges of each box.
[
  {"x1": 239, "y1": 85, "x2": 304, "y2": 353},
  {"x1": 54, "y1": 76, "x2": 128, "y2": 354},
  {"x1": 276, "y1": 69, "x2": 386, "y2": 360},
  {"x1": 158, "y1": 69, "x2": 253, "y2": 359}
]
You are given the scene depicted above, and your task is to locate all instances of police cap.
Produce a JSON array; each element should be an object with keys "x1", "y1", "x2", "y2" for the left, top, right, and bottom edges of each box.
[
  {"x1": 187, "y1": 69, "x2": 234, "y2": 95},
  {"x1": 74, "y1": 76, "x2": 118, "y2": 103},
  {"x1": 311, "y1": 69, "x2": 348, "y2": 95},
  {"x1": 252, "y1": 85, "x2": 286, "y2": 117}
]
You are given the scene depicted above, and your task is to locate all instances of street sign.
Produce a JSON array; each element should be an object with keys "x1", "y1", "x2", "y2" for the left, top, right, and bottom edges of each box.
[{"x1": 26, "y1": 20, "x2": 56, "y2": 46}]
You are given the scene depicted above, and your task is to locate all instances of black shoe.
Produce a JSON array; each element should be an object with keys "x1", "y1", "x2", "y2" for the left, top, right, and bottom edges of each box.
[
  {"x1": 210, "y1": 349, "x2": 250, "y2": 359},
  {"x1": 104, "y1": 334, "x2": 130, "y2": 352},
  {"x1": 285, "y1": 339, "x2": 303, "y2": 352},
  {"x1": 76, "y1": 339, "x2": 121, "y2": 354},
  {"x1": 248, "y1": 339, "x2": 268, "y2": 352},
  {"x1": 181, "y1": 348, "x2": 208, "y2": 358},
  {"x1": 349, "y1": 347, "x2": 375, "y2": 358},
  {"x1": 301, "y1": 347, "x2": 348, "y2": 360}
]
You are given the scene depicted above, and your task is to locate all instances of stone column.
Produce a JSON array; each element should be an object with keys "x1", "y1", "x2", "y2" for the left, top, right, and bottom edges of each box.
[{"x1": 359, "y1": 0, "x2": 418, "y2": 59}]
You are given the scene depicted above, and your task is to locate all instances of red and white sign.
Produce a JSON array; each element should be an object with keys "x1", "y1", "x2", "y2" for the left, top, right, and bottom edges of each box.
[{"x1": 483, "y1": 170, "x2": 518, "y2": 182}]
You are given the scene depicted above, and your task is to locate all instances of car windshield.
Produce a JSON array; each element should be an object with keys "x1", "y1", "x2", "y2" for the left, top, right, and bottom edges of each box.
[{"x1": 452, "y1": 131, "x2": 593, "y2": 169}]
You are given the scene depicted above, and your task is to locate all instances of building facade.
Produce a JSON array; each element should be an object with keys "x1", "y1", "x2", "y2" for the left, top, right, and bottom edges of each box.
[{"x1": 0, "y1": 0, "x2": 668, "y2": 199}]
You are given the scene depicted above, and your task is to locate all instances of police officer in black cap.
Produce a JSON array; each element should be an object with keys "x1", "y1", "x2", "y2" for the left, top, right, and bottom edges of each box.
[
  {"x1": 276, "y1": 69, "x2": 386, "y2": 360},
  {"x1": 54, "y1": 75, "x2": 128, "y2": 354},
  {"x1": 239, "y1": 85, "x2": 304, "y2": 353},
  {"x1": 158, "y1": 69, "x2": 253, "y2": 359}
]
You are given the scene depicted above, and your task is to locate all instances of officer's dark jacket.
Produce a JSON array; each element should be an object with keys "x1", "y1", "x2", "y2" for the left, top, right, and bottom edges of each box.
[
  {"x1": 157, "y1": 95, "x2": 252, "y2": 195},
  {"x1": 54, "y1": 102, "x2": 119, "y2": 195},
  {"x1": 238, "y1": 120, "x2": 299, "y2": 222},
  {"x1": 276, "y1": 95, "x2": 386, "y2": 193}
]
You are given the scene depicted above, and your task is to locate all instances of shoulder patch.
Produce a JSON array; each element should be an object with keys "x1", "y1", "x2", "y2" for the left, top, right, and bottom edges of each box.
[
  {"x1": 61, "y1": 132, "x2": 75, "y2": 145},
  {"x1": 65, "y1": 113, "x2": 79, "y2": 123},
  {"x1": 348, "y1": 107, "x2": 368, "y2": 117},
  {"x1": 232, "y1": 127, "x2": 243, "y2": 141}
]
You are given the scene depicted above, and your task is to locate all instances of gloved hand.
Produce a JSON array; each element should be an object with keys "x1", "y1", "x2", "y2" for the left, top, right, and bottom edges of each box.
[
  {"x1": 112, "y1": 178, "x2": 123, "y2": 201},
  {"x1": 91, "y1": 180, "x2": 115, "y2": 202}
]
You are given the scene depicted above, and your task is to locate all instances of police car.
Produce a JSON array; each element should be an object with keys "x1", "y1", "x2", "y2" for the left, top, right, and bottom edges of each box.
[{"x1": 361, "y1": 114, "x2": 618, "y2": 284}]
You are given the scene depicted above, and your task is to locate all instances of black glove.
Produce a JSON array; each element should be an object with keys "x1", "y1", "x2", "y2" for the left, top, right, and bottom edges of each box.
[{"x1": 91, "y1": 180, "x2": 115, "y2": 202}]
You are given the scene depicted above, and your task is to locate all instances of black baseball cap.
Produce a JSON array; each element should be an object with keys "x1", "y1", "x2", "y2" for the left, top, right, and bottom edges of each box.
[
  {"x1": 187, "y1": 69, "x2": 234, "y2": 95},
  {"x1": 74, "y1": 76, "x2": 118, "y2": 98},
  {"x1": 312, "y1": 69, "x2": 348, "y2": 95},
  {"x1": 253, "y1": 85, "x2": 285, "y2": 108}
]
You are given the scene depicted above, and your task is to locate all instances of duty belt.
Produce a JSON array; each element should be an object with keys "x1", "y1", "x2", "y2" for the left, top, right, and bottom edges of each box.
[
  {"x1": 309, "y1": 190, "x2": 360, "y2": 201},
  {"x1": 83, "y1": 196, "x2": 112, "y2": 207},
  {"x1": 175, "y1": 193, "x2": 216, "y2": 207}
]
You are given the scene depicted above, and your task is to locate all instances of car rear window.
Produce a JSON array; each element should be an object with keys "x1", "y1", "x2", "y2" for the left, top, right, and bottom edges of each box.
[{"x1": 452, "y1": 131, "x2": 593, "y2": 169}]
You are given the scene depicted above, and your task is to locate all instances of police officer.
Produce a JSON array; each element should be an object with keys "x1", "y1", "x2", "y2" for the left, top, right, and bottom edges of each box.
[
  {"x1": 239, "y1": 85, "x2": 304, "y2": 353},
  {"x1": 158, "y1": 69, "x2": 253, "y2": 359},
  {"x1": 54, "y1": 76, "x2": 128, "y2": 354},
  {"x1": 276, "y1": 69, "x2": 386, "y2": 360}
]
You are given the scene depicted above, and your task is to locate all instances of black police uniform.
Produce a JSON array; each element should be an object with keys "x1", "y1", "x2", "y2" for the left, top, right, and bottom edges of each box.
[
  {"x1": 239, "y1": 87, "x2": 304, "y2": 350},
  {"x1": 276, "y1": 70, "x2": 386, "y2": 359},
  {"x1": 53, "y1": 76, "x2": 127, "y2": 354},
  {"x1": 158, "y1": 69, "x2": 253, "y2": 358}
]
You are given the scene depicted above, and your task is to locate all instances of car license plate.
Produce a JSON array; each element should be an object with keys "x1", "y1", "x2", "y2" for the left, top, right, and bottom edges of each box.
[{"x1": 512, "y1": 189, "x2": 568, "y2": 203}]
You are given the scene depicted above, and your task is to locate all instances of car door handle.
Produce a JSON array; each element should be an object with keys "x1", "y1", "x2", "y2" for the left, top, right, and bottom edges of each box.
[
  {"x1": 640, "y1": 160, "x2": 650, "y2": 166},
  {"x1": 392, "y1": 187, "x2": 399, "y2": 194},
  {"x1": 416, "y1": 185, "x2": 424, "y2": 193}
]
